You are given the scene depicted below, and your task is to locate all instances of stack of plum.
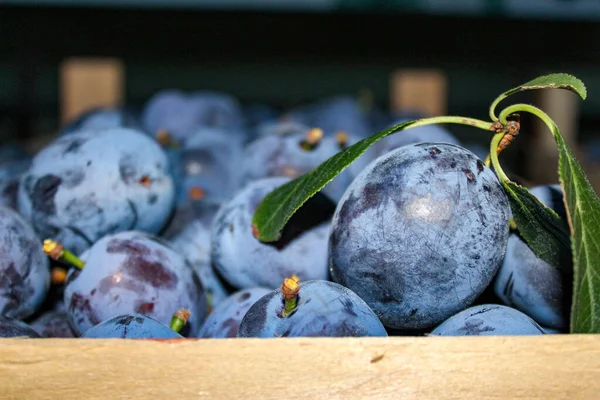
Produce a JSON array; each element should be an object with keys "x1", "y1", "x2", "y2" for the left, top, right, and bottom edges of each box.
[{"x1": 0, "y1": 90, "x2": 568, "y2": 339}]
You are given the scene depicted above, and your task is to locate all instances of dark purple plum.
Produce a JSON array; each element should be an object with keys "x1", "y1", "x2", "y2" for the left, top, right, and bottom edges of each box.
[
  {"x1": 0, "y1": 206, "x2": 50, "y2": 319},
  {"x1": 63, "y1": 230, "x2": 207, "y2": 336},
  {"x1": 81, "y1": 313, "x2": 183, "y2": 339},
  {"x1": 170, "y1": 202, "x2": 229, "y2": 309},
  {"x1": 198, "y1": 287, "x2": 271, "y2": 338},
  {"x1": 211, "y1": 177, "x2": 333, "y2": 289},
  {"x1": 329, "y1": 143, "x2": 510, "y2": 330},
  {"x1": 17, "y1": 128, "x2": 175, "y2": 255},
  {"x1": 237, "y1": 280, "x2": 387, "y2": 338},
  {"x1": 0, "y1": 145, "x2": 29, "y2": 165},
  {"x1": 494, "y1": 184, "x2": 570, "y2": 330},
  {"x1": 430, "y1": 305, "x2": 546, "y2": 336},
  {"x1": 30, "y1": 309, "x2": 75, "y2": 338},
  {"x1": 0, "y1": 316, "x2": 40, "y2": 338}
]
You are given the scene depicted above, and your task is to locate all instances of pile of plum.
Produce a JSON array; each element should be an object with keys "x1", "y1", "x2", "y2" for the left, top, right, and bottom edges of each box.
[{"x1": 0, "y1": 90, "x2": 568, "y2": 339}]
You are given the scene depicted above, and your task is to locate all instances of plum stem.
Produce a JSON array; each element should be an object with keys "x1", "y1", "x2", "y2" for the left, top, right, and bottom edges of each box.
[
  {"x1": 42, "y1": 239, "x2": 85, "y2": 269},
  {"x1": 489, "y1": 133, "x2": 509, "y2": 182},
  {"x1": 281, "y1": 275, "x2": 300, "y2": 317},
  {"x1": 300, "y1": 128, "x2": 324, "y2": 151},
  {"x1": 170, "y1": 309, "x2": 191, "y2": 333}
]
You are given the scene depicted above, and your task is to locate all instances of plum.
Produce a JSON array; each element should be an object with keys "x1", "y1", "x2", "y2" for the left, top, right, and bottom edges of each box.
[
  {"x1": 0, "y1": 316, "x2": 40, "y2": 338},
  {"x1": 0, "y1": 159, "x2": 30, "y2": 210},
  {"x1": 142, "y1": 90, "x2": 244, "y2": 144},
  {"x1": 0, "y1": 206, "x2": 50, "y2": 319},
  {"x1": 211, "y1": 177, "x2": 333, "y2": 289},
  {"x1": 239, "y1": 129, "x2": 352, "y2": 202},
  {"x1": 237, "y1": 279, "x2": 387, "y2": 338},
  {"x1": 198, "y1": 287, "x2": 271, "y2": 338},
  {"x1": 30, "y1": 309, "x2": 75, "y2": 338},
  {"x1": 18, "y1": 128, "x2": 175, "y2": 255},
  {"x1": 60, "y1": 230, "x2": 207, "y2": 336},
  {"x1": 430, "y1": 304, "x2": 546, "y2": 336},
  {"x1": 329, "y1": 143, "x2": 510, "y2": 330},
  {"x1": 60, "y1": 107, "x2": 142, "y2": 136},
  {"x1": 170, "y1": 202, "x2": 229, "y2": 309},
  {"x1": 82, "y1": 313, "x2": 184, "y2": 339},
  {"x1": 493, "y1": 184, "x2": 571, "y2": 330}
]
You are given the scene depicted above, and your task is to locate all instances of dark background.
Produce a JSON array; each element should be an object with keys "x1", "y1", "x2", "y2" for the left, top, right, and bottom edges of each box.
[{"x1": 1, "y1": 1, "x2": 599, "y2": 184}]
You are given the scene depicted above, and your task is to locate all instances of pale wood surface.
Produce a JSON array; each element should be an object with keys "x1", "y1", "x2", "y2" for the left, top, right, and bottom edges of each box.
[
  {"x1": 0, "y1": 335, "x2": 598, "y2": 399},
  {"x1": 390, "y1": 69, "x2": 447, "y2": 117},
  {"x1": 60, "y1": 57, "x2": 124, "y2": 124}
]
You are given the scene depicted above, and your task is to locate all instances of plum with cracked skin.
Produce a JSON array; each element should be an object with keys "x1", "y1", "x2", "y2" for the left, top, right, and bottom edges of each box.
[
  {"x1": 17, "y1": 128, "x2": 175, "y2": 255},
  {"x1": 0, "y1": 206, "x2": 50, "y2": 320},
  {"x1": 329, "y1": 143, "x2": 510, "y2": 330},
  {"x1": 198, "y1": 287, "x2": 271, "y2": 338},
  {"x1": 237, "y1": 279, "x2": 387, "y2": 338},
  {"x1": 430, "y1": 304, "x2": 546, "y2": 336},
  {"x1": 62, "y1": 230, "x2": 207, "y2": 336},
  {"x1": 494, "y1": 184, "x2": 571, "y2": 330},
  {"x1": 82, "y1": 313, "x2": 183, "y2": 339},
  {"x1": 211, "y1": 177, "x2": 334, "y2": 290},
  {"x1": 0, "y1": 316, "x2": 40, "y2": 338}
]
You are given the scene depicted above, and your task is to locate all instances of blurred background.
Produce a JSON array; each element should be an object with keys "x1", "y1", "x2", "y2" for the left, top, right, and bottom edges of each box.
[{"x1": 1, "y1": 0, "x2": 599, "y2": 190}]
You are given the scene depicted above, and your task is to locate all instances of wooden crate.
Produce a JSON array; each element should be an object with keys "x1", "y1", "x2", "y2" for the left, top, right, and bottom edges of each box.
[
  {"x1": 3, "y1": 61, "x2": 598, "y2": 400},
  {"x1": 1, "y1": 335, "x2": 599, "y2": 399}
]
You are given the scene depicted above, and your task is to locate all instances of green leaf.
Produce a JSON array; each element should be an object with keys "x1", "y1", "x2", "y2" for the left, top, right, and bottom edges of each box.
[
  {"x1": 251, "y1": 120, "x2": 416, "y2": 242},
  {"x1": 501, "y1": 180, "x2": 572, "y2": 272},
  {"x1": 506, "y1": 73, "x2": 587, "y2": 99},
  {"x1": 489, "y1": 73, "x2": 587, "y2": 121},
  {"x1": 556, "y1": 133, "x2": 600, "y2": 333}
]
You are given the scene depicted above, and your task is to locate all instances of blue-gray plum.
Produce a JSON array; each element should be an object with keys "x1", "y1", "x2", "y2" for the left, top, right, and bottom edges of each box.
[
  {"x1": 0, "y1": 159, "x2": 30, "y2": 210},
  {"x1": 17, "y1": 128, "x2": 175, "y2": 255},
  {"x1": 374, "y1": 118, "x2": 461, "y2": 159},
  {"x1": 142, "y1": 90, "x2": 244, "y2": 144},
  {"x1": 170, "y1": 202, "x2": 229, "y2": 310},
  {"x1": 30, "y1": 309, "x2": 75, "y2": 338},
  {"x1": 60, "y1": 107, "x2": 142, "y2": 136},
  {"x1": 239, "y1": 131, "x2": 351, "y2": 202},
  {"x1": 493, "y1": 184, "x2": 570, "y2": 330},
  {"x1": 211, "y1": 177, "x2": 333, "y2": 289},
  {"x1": 329, "y1": 143, "x2": 510, "y2": 330},
  {"x1": 177, "y1": 128, "x2": 244, "y2": 205},
  {"x1": 0, "y1": 316, "x2": 40, "y2": 338},
  {"x1": 237, "y1": 280, "x2": 387, "y2": 338},
  {"x1": 198, "y1": 287, "x2": 271, "y2": 338},
  {"x1": 63, "y1": 230, "x2": 207, "y2": 336},
  {"x1": 0, "y1": 206, "x2": 50, "y2": 319},
  {"x1": 430, "y1": 304, "x2": 546, "y2": 336},
  {"x1": 81, "y1": 313, "x2": 182, "y2": 339}
]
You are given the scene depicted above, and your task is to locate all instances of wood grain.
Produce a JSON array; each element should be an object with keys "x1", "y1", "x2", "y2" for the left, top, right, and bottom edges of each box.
[
  {"x1": 60, "y1": 57, "x2": 124, "y2": 124},
  {"x1": 0, "y1": 335, "x2": 599, "y2": 399},
  {"x1": 390, "y1": 69, "x2": 447, "y2": 117}
]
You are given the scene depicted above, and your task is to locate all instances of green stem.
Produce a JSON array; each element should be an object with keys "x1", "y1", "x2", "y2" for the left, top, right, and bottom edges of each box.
[
  {"x1": 170, "y1": 309, "x2": 190, "y2": 333},
  {"x1": 283, "y1": 297, "x2": 297, "y2": 317},
  {"x1": 408, "y1": 116, "x2": 493, "y2": 132},
  {"x1": 43, "y1": 239, "x2": 85, "y2": 269},
  {"x1": 489, "y1": 132, "x2": 509, "y2": 183},
  {"x1": 499, "y1": 103, "x2": 556, "y2": 135},
  {"x1": 63, "y1": 250, "x2": 85, "y2": 270}
]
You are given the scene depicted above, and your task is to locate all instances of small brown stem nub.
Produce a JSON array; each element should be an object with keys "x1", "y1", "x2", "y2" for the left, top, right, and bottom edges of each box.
[
  {"x1": 281, "y1": 275, "x2": 300, "y2": 317},
  {"x1": 189, "y1": 186, "x2": 206, "y2": 201},
  {"x1": 336, "y1": 131, "x2": 349, "y2": 150},
  {"x1": 299, "y1": 128, "x2": 323, "y2": 151},
  {"x1": 51, "y1": 267, "x2": 68, "y2": 285},
  {"x1": 496, "y1": 115, "x2": 521, "y2": 155}
]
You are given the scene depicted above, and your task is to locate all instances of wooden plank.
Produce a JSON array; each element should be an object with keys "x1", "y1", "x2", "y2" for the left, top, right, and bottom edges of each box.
[
  {"x1": 527, "y1": 88, "x2": 580, "y2": 185},
  {"x1": 59, "y1": 57, "x2": 124, "y2": 124},
  {"x1": 390, "y1": 69, "x2": 447, "y2": 116},
  {"x1": 0, "y1": 335, "x2": 599, "y2": 399}
]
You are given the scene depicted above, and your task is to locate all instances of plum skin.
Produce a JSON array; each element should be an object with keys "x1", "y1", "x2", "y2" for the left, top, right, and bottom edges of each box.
[
  {"x1": 430, "y1": 304, "x2": 546, "y2": 336},
  {"x1": 329, "y1": 142, "x2": 510, "y2": 330},
  {"x1": 63, "y1": 230, "x2": 207, "y2": 336},
  {"x1": 0, "y1": 206, "x2": 50, "y2": 320},
  {"x1": 237, "y1": 280, "x2": 387, "y2": 338},
  {"x1": 82, "y1": 314, "x2": 183, "y2": 339}
]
